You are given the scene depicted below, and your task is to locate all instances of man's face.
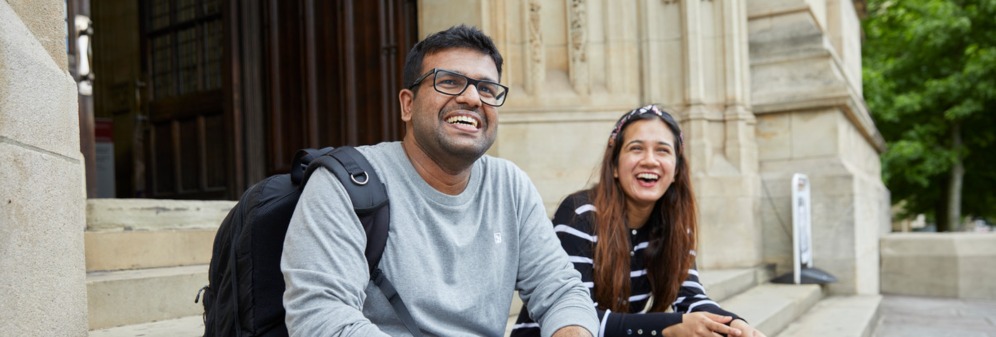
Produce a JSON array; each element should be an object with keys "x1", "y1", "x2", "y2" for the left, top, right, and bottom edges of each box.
[{"x1": 401, "y1": 48, "x2": 500, "y2": 164}]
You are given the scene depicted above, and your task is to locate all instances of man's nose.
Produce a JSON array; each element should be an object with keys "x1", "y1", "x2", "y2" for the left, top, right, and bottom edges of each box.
[{"x1": 456, "y1": 84, "x2": 483, "y2": 107}]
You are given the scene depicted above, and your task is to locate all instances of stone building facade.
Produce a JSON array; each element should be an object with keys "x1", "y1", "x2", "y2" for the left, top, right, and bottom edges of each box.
[{"x1": 0, "y1": 0, "x2": 887, "y2": 334}]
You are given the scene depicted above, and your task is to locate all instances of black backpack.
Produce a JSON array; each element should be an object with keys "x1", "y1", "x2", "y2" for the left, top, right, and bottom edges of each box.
[{"x1": 198, "y1": 146, "x2": 423, "y2": 337}]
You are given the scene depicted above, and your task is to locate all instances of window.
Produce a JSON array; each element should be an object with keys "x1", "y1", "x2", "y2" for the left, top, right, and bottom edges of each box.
[{"x1": 146, "y1": 0, "x2": 222, "y2": 99}]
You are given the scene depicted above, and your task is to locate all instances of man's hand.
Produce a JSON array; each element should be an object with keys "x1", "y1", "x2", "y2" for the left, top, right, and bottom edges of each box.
[
  {"x1": 663, "y1": 312, "x2": 739, "y2": 337},
  {"x1": 730, "y1": 319, "x2": 766, "y2": 337},
  {"x1": 552, "y1": 325, "x2": 594, "y2": 337}
]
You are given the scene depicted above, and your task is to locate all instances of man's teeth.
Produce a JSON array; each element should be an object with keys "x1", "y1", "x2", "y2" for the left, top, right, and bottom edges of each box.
[
  {"x1": 637, "y1": 173, "x2": 659, "y2": 181},
  {"x1": 446, "y1": 116, "x2": 478, "y2": 128}
]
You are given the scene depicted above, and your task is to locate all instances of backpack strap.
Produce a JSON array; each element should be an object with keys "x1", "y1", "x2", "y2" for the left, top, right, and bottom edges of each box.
[
  {"x1": 303, "y1": 146, "x2": 425, "y2": 337},
  {"x1": 371, "y1": 268, "x2": 425, "y2": 337},
  {"x1": 304, "y1": 146, "x2": 389, "y2": 270},
  {"x1": 292, "y1": 147, "x2": 334, "y2": 185}
]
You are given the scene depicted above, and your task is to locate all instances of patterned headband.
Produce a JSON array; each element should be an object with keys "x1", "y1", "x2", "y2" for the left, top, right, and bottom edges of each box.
[{"x1": 608, "y1": 104, "x2": 683, "y2": 147}]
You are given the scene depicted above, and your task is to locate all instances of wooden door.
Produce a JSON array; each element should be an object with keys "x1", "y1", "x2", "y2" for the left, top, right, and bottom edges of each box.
[
  {"x1": 259, "y1": 0, "x2": 418, "y2": 176},
  {"x1": 229, "y1": 0, "x2": 419, "y2": 194},
  {"x1": 139, "y1": 0, "x2": 418, "y2": 199},
  {"x1": 142, "y1": 0, "x2": 227, "y2": 199}
]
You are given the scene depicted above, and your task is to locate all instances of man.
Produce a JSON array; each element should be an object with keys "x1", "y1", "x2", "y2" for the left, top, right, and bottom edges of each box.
[{"x1": 281, "y1": 25, "x2": 598, "y2": 337}]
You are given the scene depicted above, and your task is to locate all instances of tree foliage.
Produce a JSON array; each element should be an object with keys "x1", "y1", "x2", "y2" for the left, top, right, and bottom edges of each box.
[{"x1": 863, "y1": 0, "x2": 996, "y2": 229}]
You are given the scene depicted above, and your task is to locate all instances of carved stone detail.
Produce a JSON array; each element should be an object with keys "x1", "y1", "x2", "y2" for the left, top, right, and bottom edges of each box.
[
  {"x1": 567, "y1": 0, "x2": 589, "y2": 94},
  {"x1": 525, "y1": 0, "x2": 544, "y2": 95}
]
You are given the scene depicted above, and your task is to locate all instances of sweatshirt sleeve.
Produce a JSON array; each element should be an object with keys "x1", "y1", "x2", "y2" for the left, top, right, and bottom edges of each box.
[
  {"x1": 280, "y1": 167, "x2": 391, "y2": 337},
  {"x1": 513, "y1": 179, "x2": 599, "y2": 337}
]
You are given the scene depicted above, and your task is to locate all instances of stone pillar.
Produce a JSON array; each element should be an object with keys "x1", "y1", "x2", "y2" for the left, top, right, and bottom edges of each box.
[
  {"x1": 0, "y1": 1, "x2": 89, "y2": 336},
  {"x1": 749, "y1": 0, "x2": 889, "y2": 295},
  {"x1": 638, "y1": 0, "x2": 762, "y2": 269}
]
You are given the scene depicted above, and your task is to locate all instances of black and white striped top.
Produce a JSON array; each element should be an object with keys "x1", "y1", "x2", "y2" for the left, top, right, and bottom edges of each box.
[{"x1": 510, "y1": 191, "x2": 740, "y2": 337}]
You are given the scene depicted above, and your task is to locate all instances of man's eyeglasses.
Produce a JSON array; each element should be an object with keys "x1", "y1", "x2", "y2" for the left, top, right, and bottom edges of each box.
[{"x1": 408, "y1": 68, "x2": 509, "y2": 107}]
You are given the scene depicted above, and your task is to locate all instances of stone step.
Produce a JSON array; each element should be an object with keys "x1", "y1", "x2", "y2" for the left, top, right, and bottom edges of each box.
[
  {"x1": 89, "y1": 315, "x2": 204, "y2": 337},
  {"x1": 699, "y1": 267, "x2": 761, "y2": 302},
  {"x1": 86, "y1": 198, "x2": 234, "y2": 232},
  {"x1": 775, "y1": 295, "x2": 881, "y2": 337},
  {"x1": 87, "y1": 265, "x2": 208, "y2": 330},
  {"x1": 85, "y1": 229, "x2": 217, "y2": 272},
  {"x1": 721, "y1": 283, "x2": 823, "y2": 336}
]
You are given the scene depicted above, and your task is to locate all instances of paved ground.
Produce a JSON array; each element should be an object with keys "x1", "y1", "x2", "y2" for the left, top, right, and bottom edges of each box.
[{"x1": 874, "y1": 295, "x2": 996, "y2": 337}]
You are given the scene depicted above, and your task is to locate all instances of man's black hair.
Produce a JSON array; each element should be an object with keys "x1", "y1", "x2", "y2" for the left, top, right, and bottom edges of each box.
[{"x1": 403, "y1": 24, "x2": 504, "y2": 88}]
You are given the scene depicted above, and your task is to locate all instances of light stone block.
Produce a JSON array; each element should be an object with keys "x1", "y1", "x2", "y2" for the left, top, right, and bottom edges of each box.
[
  {"x1": 854, "y1": 236, "x2": 881, "y2": 295},
  {"x1": 86, "y1": 199, "x2": 236, "y2": 232},
  {"x1": 698, "y1": 194, "x2": 763, "y2": 268},
  {"x1": 418, "y1": 0, "x2": 483, "y2": 39},
  {"x1": 88, "y1": 315, "x2": 203, "y2": 337},
  {"x1": 722, "y1": 283, "x2": 823, "y2": 335},
  {"x1": 0, "y1": 2, "x2": 81, "y2": 159},
  {"x1": 749, "y1": 10, "x2": 825, "y2": 64},
  {"x1": 86, "y1": 265, "x2": 208, "y2": 330},
  {"x1": 85, "y1": 229, "x2": 218, "y2": 272},
  {"x1": 497, "y1": 116, "x2": 615, "y2": 215},
  {"x1": 881, "y1": 233, "x2": 996, "y2": 300},
  {"x1": 757, "y1": 113, "x2": 792, "y2": 161},
  {"x1": 881, "y1": 234, "x2": 962, "y2": 298},
  {"x1": 5, "y1": 0, "x2": 68, "y2": 70},
  {"x1": 775, "y1": 295, "x2": 882, "y2": 337},
  {"x1": 760, "y1": 174, "x2": 794, "y2": 271},
  {"x1": 748, "y1": 0, "x2": 806, "y2": 18},
  {"x1": 0, "y1": 143, "x2": 88, "y2": 337},
  {"x1": 752, "y1": 57, "x2": 849, "y2": 110},
  {"x1": 826, "y1": 0, "x2": 863, "y2": 94},
  {"x1": 790, "y1": 110, "x2": 838, "y2": 159}
]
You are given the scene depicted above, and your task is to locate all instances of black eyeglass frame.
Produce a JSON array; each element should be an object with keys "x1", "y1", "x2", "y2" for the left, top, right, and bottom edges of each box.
[{"x1": 408, "y1": 68, "x2": 509, "y2": 107}]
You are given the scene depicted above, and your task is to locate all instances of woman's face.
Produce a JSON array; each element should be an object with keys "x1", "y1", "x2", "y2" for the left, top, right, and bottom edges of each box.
[{"x1": 613, "y1": 119, "x2": 678, "y2": 210}]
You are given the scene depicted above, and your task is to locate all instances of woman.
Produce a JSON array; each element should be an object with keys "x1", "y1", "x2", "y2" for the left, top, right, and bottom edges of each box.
[{"x1": 511, "y1": 105, "x2": 765, "y2": 337}]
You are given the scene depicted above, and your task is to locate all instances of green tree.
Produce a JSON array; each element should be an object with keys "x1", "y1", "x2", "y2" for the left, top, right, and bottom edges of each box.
[{"x1": 863, "y1": 0, "x2": 996, "y2": 231}]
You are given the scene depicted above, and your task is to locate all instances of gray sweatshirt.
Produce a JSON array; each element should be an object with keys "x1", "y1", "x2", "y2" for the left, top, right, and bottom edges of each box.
[{"x1": 281, "y1": 142, "x2": 598, "y2": 337}]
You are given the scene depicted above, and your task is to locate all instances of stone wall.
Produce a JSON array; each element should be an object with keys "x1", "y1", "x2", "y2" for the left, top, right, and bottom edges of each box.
[
  {"x1": 0, "y1": 0, "x2": 89, "y2": 335},
  {"x1": 881, "y1": 233, "x2": 996, "y2": 300}
]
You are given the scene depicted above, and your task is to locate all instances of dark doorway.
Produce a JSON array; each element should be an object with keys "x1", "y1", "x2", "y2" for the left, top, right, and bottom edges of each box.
[
  {"x1": 88, "y1": 0, "x2": 418, "y2": 200},
  {"x1": 142, "y1": 0, "x2": 226, "y2": 199}
]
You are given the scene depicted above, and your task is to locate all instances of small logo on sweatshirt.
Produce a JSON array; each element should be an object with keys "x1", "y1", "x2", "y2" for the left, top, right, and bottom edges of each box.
[{"x1": 494, "y1": 232, "x2": 502, "y2": 244}]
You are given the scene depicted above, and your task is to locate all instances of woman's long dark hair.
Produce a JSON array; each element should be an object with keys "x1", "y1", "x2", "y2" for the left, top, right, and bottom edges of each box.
[{"x1": 590, "y1": 105, "x2": 697, "y2": 312}]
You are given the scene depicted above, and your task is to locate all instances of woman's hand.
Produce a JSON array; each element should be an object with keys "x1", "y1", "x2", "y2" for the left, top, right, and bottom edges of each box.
[
  {"x1": 662, "y1": 312, "x2": 740, "y2": 337},
  {"x1": 730, "y1": 319, "x2": 766, "y2": 337}
]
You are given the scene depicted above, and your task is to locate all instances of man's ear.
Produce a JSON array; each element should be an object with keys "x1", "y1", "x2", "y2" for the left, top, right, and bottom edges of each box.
[{"x1": 399, "y1": 89, "x2": 414, "y2": 122}]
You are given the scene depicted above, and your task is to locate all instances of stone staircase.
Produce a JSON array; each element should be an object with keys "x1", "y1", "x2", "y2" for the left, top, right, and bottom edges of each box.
[
  {"x1": 86, "y1": 199, "x2": 881, "y2": 337},
  {"x1": 85, "y1": 199, "x2": 233, "y2": 336}
]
